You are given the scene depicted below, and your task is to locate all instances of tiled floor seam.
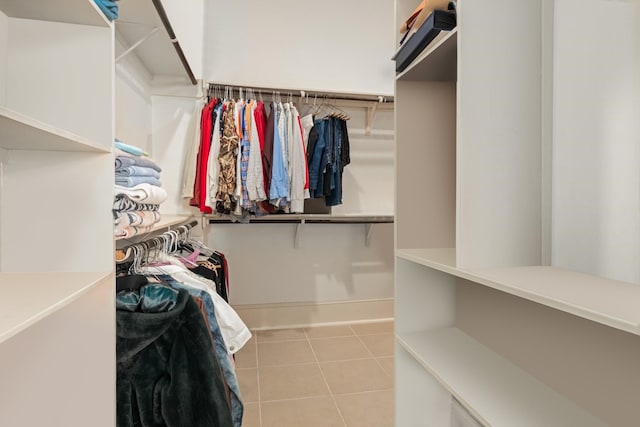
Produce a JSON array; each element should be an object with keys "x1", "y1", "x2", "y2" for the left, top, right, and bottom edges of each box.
[
  {"x1": 258, "y1": 357, "x2": 381, "y2": 369},
  {"x1": 304, "y1": 328, "x2": 348, "y2": 427},
  {"x1": 352, "y1": 331, "x2": 393, "y2": 380}
]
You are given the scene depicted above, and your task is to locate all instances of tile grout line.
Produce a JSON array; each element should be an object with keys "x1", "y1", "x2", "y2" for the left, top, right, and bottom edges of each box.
[
  {"x1": 350, "y1": 326, "x2": 394, "y2": 381},
  {"x1": 304, "y1": 328, "x2": 349, "y2": 427}
]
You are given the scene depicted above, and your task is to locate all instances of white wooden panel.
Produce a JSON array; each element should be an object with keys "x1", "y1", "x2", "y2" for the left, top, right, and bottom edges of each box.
[
  {"x1": 552, "y1": 0, "x2": 640, "y2": 284},
  {"x1": 0, "y1": 275, "x2": 115, "y2": 427},
  {"x1": 395, "y1": 258, "x2": 456, "y2": 335},
  {"x1": 395, "y1": 81, "x2": 456, "y2": 249},
  {"x1": 204, "y1": 0, "x2": 395, "y2": 96},
  {"x1": 396, "y1": 343, "x2": 452, "y2": 427},
  {"x1": 1, "y1": 151, "x2": 113, "y2": 272},
  {"x1": 5, "y1": 18, "x2": 113, "y2": 149},
  {"x1": 456, "y1": 0, "x2": 542, "y2": 268}
]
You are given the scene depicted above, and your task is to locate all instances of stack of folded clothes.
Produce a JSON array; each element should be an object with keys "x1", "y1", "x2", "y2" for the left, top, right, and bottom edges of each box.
[
  {"x1": 94, "y1": 0, "x2": 119, "y2": 21},
  {"x1": 114, "y1": 141, "x2": 167, "y2": 240}
]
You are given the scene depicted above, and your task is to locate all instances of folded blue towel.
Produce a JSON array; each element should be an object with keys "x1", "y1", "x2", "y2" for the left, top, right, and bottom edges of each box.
[
  {"x1": 115, "y1": 155, "x2": 162, "y2": 172},
  {"x1": 94, "y1": 0, "x2": 119, "y2": 21},
  {"x1": 115, "y1": 140, "x2": 147, "y2": 156},
  {"x1": 115, "y1": 176, "x2": 162, "y2": 188},
  {"x1": 115, "y1": 166, "x2": 161, "y2": 179}
]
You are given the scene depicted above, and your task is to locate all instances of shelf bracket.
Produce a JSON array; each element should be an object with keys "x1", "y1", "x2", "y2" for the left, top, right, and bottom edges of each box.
[
  {"x1": 365, "y1": 102, "x2": 379, "y2": 136},
  {"x1": 294, "y1": 220, "x2": 305, "y2": 248},
  {"x1": 365, "y1": 223, "x2": 375, "y2": 247},
  {"x1": 115, "y1": 26, "x2": 160, "y2": 63}
]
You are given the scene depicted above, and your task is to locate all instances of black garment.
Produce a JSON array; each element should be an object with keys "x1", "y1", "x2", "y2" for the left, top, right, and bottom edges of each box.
[
  {"x1": 116, "y1": 289, "x2": 233, "y2": 427},
  {"x1": 191, "y1": 252, "x2": 228, "y2": 302},
  {"x1": 306, "y1": 125, "x2": 319, "y2": 162}
]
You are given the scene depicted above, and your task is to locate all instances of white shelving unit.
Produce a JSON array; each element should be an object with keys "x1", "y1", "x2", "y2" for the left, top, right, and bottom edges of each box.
[
  {"x1": 0, "y1": 272, "x2": 112, "y2": 343},
  {"x1": 394, "y1": 0, "x2": 640, "y2": 425},
  {"x1": 0, "y1": 2, "x2": 115, "y2": 426}
]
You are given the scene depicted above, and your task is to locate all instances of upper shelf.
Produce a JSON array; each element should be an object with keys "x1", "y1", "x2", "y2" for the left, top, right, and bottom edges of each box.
[
  {"x1": 0, "y1": 0, "x2": 110, "y2": 27},
  {"x1": 116, "y1": 0, "x2": 196, "y2": 84},
  {"x1": 0, "y1": 107, "x2": 111, "y2": 152},
  {"x1": 396, "y1": 248, "x2": 640, "y2": 336},
  {"x1": 396, "y1": 29, "x2": 457, "y2": 82},
  {"x1": 0, "y1": 272, "x2": 112, "y2": 344}
]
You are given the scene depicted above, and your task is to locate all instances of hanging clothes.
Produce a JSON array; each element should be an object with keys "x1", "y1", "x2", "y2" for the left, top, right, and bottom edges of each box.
[
  {"x1": 116, "y1": 229, "x2": 249, "y2": 427},
  {"x1": 184, "y1": 88, "x2": 353, "y2": 219},
  {"x1": 216, "y1": 100, "x2": 240, "y2": 213},
  {"x1": 116, "y1": 285, "x2": 234, "y2": 427}
]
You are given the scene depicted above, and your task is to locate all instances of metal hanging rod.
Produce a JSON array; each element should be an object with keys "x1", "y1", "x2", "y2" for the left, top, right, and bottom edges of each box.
[
  {"x1": 115, "y1": 219, "x2": 199, "y2": 263},
  {"x1": 206, "y1": 82, "x2": 394, "y2": 103}
]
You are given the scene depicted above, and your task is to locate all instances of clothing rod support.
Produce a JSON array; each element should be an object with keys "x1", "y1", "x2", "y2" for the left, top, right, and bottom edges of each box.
[{"x1": 115, "y1": 26, "x2": 159, "y2": 63}]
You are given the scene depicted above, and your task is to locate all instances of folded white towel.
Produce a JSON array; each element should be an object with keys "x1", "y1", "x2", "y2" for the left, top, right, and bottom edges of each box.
[{"x1": 114, "y1": 183, "x2": 168, "y2": 204}]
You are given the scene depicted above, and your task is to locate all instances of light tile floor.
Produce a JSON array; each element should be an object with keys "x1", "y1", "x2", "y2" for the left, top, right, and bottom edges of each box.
[{"x1": 235, "y1": 321, "x2": 395, "y2": 427}]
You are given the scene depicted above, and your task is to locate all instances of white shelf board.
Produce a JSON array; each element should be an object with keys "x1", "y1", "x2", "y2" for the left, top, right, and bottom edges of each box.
[
  {"x1": 396, "y1": 28, "x2": 457, "y2": 82},
  {"x1": 116, "y1": 1, "x2": 189, "y2": 79},
  {"x1": 0, "y1": 0, "x2": 110, "y2": 27},
  {"x1": 0, "y1": 271, "x2": 112, "y2": 344},
  {"x1": 0, "y1": 107, "x2": 110, "y2": 152},
  {"x1": 396, "y1": 248, "x2": 457, "y2": 273},
  {"x1": 396, "y1": 248, "x2": 640, "y2": 335},
  {"x1": 397, "y1": 328, "x2": 605, "y2": 427},
  {"x1": 467, "y1": 266, "x2": 640, "y2": 336}
]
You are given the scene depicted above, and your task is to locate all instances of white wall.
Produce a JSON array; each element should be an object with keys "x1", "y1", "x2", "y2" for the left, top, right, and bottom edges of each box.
[
  {"x1": 115, "y1": 38, "x2": 153, "y2": 152},
  {"x1": 552, "y1": 0, "x2": 640, "y2": 284},
  {"x1": 204, "y1": 0, "x2": 396, "y2": 96}
]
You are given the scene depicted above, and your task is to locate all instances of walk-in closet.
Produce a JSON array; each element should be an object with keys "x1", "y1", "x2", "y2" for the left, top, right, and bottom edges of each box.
[{"x1": 1, "y1": 0, "x2": 638, "y2": 426}]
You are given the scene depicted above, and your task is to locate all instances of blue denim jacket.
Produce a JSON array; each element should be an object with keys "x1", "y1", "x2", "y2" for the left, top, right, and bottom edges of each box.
[{"x1": 308, "y1": 119, "x2": 328, "y2": 197}]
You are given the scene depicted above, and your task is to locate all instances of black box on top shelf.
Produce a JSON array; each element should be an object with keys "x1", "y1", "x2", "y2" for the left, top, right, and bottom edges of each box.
[{"x1": 395, "y1": 9, "x2": 457, "y2": 73}]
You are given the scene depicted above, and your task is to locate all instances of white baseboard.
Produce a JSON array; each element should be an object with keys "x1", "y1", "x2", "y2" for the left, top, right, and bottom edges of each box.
[{"x1": 232, "y1": 298, "x2": 395, "y2": 330}]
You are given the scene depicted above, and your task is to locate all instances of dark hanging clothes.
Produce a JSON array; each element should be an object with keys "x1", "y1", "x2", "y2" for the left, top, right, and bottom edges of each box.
[{"x1": 116, "y1": 288, "x2": 234, "y2": 427}]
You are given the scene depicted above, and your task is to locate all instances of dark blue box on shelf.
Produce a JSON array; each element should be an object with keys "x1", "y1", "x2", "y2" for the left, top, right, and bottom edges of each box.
[{"x1": 395, "y1": 9, "x2": 457, "y2": 73}]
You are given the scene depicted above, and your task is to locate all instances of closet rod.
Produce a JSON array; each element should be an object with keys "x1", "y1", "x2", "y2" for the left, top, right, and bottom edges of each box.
[
  {"x1": 152, "y1": 0, "x2": 197, "y2": 85},
  {"x1": 206, "y1": 82, "x2": 394, "y2": 103},
  {"x1": 116, "y1": 219, "x2": 199, "y2": 263}
]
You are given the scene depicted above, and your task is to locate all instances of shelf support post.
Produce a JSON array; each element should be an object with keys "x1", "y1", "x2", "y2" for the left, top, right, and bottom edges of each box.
[{"x1": 294, "y1": 219, "x2": 305, "y2": 248}]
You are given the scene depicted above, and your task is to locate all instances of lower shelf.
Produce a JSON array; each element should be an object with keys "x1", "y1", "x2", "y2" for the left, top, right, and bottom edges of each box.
[
  {"x1": 0, "y1": 271, "x2": 113, "y2": 344},
  {"x1": 397, "y1": 328, "x2": 604, "y2": 427}
]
